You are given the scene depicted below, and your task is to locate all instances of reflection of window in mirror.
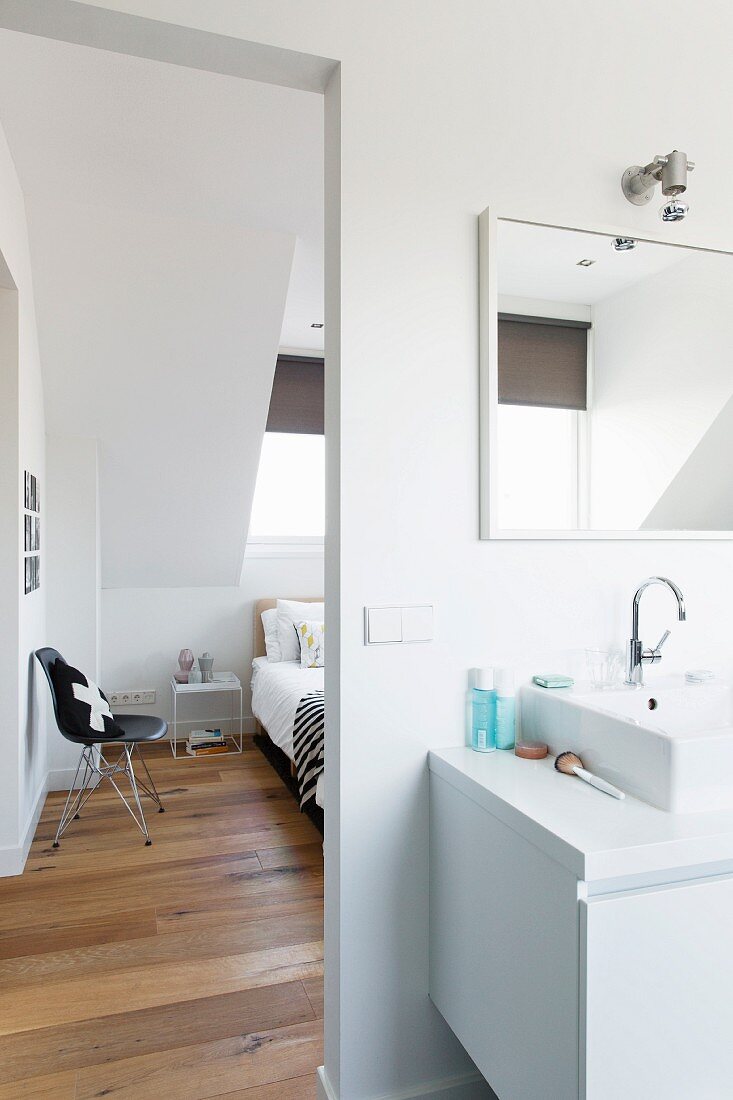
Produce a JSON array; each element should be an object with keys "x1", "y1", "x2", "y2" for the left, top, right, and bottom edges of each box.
[
  {"x1": 497, "y1": 405, "x2": 581, "y2": 529},
  {"x1": 496, "y1": 314, "x2": 590, "y2": 530}
]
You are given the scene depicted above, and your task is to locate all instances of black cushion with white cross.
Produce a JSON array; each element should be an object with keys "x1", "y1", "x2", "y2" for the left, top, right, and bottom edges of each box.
[{"x1": 51, "y1": 660, "x2": 126, "y2": 740}]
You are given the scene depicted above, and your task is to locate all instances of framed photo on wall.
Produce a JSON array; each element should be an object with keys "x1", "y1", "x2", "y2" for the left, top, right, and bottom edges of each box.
[{"x1": 23, "y1": 471, "x2": 41, "y2": 593}]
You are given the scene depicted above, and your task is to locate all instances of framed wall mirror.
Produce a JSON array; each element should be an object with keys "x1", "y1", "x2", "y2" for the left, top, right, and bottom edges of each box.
[{"x1": 479, "y1": 209, "x2": 733, "y2": 539}]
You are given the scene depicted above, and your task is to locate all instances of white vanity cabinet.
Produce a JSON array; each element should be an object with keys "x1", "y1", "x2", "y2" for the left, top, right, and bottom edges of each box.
[
  {"x1": 429, "y1": 748, "x2": 733, "y2": 1100},
  {"x1": 582, "y1": 876, "x2": 733, "y2": 1099}
]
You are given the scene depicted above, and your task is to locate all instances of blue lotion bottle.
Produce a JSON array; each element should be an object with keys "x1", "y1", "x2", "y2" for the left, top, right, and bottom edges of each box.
[
  {"x1": 471, "y1": 669, "x2": 497, "y2": 753},
  {"x1": 495, "y1": 668, "x2": 516, "y2": 750}
]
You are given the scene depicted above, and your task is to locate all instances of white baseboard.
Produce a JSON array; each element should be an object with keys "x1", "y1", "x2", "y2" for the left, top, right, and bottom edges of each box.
[
  {"x1": 316, "y1": 1067, "x2": 337, "y2": 1100},
  {"x1": 47, "y1": 765, "x2": 84, "y2": 793},
  {"x1": 316, "y1": 1066, "x2": 495, "y2": 1100},
  {"x1": 0, "y1": 774, "x2": 48, "y2": 877}
]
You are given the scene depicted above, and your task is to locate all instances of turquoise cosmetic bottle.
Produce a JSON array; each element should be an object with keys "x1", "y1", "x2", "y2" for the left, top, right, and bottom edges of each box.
[
  {"x1": 495, "y1": 668, "x2": 516, "y2": 750},
  {"x1": 471, "y1": 669, "x2": 497, "y2": 753}
]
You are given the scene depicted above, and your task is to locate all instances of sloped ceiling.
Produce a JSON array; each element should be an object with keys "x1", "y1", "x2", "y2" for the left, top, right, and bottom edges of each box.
[
  {"x1": 28, "y1": 196, "x2": 294, "y2": 587},
  {"x1": 0, "y1": 30, "x2": 323, "y2": 587}
]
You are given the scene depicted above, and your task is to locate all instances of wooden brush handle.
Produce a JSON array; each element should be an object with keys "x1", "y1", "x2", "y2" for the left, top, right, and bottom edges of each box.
[{"x1": 574, "y1": 766, "x2": 625, "y2": 800}]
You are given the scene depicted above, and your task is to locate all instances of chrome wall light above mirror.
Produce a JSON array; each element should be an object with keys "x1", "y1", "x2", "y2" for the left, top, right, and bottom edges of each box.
[
  {"x1": 621, "y1": 149, "x2": 694, "y2": 222},
  {"x1": 478, "y1": 210, "x2": 733, "y2": 540}
]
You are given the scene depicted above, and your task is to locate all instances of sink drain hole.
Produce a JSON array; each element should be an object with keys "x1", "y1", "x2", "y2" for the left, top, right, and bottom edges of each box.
[{"x1": 648, "y1": 698, "x2": 658, "y2": 711}]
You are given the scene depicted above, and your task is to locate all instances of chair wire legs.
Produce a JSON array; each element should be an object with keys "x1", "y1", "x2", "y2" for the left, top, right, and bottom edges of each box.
[
  {"x1": 132, "y1": 744, "x2": 165, "y2": 813},
  {"x1": 52, "y1": 748, "x2": 96, "y2": 847},
  {"x1": 53, "y1": 743, "x2": 165, "y2": 848}
]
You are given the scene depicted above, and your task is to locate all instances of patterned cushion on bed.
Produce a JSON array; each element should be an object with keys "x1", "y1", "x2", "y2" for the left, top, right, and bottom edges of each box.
[
  {"x1": 277, "y1": 600, "x2": 324, "y2": 662},
  {"x1": 295, "y1": 620, "x2": 325, "y2": 668}
]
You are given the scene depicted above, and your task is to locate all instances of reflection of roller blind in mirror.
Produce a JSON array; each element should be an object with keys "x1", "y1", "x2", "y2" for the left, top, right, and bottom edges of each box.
[
  {"x1": 498, "y1": 315, "x2": 589, "y2": 410},
  {"x1": 266, "y1": 354, "x2": 325, "y2": 434}
]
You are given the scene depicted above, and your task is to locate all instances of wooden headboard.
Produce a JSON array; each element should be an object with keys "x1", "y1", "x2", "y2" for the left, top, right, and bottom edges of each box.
[{"x1": 253, "y1": 598, "x2": 323, "y2": 660}]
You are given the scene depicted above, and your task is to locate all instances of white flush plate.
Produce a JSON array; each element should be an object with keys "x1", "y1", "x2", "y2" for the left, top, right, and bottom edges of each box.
[
  {"x1": 402, "y1": 605, "x2": 434, "y2": 642},
  {"x1": 364, "y1": 605, "x2": 434, "y2": 645},
  {"x1": 366, "y1": 607, "x2": 402, "y2": 644}
]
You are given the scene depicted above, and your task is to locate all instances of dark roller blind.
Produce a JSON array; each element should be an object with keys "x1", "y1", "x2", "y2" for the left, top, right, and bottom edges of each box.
[
  {"x1": 266, "y1": 354, "x2": 324, "y2": 434},
  {"x1": 498, "y1": 315, "x2": 589, "y2": 410}
]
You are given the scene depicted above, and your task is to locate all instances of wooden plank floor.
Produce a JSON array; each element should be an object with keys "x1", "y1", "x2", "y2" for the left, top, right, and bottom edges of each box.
[{"x1": 0, "y1": 740, "x2": 323, "y2": 1099}]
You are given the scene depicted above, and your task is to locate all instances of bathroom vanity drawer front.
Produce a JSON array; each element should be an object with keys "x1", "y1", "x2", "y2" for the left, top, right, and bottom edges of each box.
[{"x1": 582, "y1": 873, "x2": 733, "y2": 1099}]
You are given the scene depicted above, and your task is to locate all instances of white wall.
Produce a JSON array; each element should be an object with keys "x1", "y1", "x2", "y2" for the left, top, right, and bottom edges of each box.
[
  {"x1": 0, "y1": 275, "x2": 21, "y2": 871},
  {"x1": 6, "y1": 2, "x2": 733, "y2": 1097},
  {"x1": 101, "y1": 554, "x2": 324, "y2": 731},
  {"x1": 643, "y1": 394, "x2": 733, "y2": 529},
  {"x1": 45, "y1": 435, "x2": 101, "y2": 787},
  {"x1": 590, "y1": 251, "x2": 733, "y2": 529},
  {"x1": 0, "y1": 116, "x2": 46, "y2": 876}
]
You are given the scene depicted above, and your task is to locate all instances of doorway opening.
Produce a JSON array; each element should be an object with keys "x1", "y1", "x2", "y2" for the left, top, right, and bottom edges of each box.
[{"x1": 0, "y1": 9, "x2": 340, "y2": 1097}]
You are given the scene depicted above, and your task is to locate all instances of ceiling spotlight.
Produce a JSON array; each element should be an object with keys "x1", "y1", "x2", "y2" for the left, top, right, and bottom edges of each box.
[
  {"x1": 576, "y1": 258, "x2": 595, "y2": 267},
  {"x1": 311, "y1": 322, "x2": 324, "y2": 329},
  {"x1": 660, "y1": 198, "x2": 689, "y2": 223},
  {"x1": 612, "y1": 237, "x2": 637, "y2": 252},
  {"x1": 621, "y1": 149, "x2": 694, "y2": 221}
]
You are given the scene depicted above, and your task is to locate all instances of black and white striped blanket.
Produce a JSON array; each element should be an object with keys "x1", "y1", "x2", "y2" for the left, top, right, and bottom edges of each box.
[{"x1": 292, "y1": 690, "x2": 324, "y2": 809}]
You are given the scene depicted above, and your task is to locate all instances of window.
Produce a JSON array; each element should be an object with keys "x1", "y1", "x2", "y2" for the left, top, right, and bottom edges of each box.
[
  {"x1": 249, "y1": 432, "x2": 325, "y2": 538},
  {"x1": 247, "y1": 354, "x2": 325, "y2": 554}
]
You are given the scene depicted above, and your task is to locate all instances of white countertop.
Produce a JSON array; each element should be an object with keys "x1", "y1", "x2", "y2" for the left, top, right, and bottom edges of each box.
[{"x1": 429, "y1": 746, "x2": 733, "y2": 884}]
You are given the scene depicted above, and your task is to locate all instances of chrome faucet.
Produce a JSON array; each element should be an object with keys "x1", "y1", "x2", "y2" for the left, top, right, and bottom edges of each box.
[{"x1": 625, "y1": 577, "x2": 686, "y2": 686}]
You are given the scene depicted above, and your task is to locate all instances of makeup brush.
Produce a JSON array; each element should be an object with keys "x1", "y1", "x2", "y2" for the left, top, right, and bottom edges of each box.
[{"x1": 554, "y1": 751, "x2": 625, "y2": 800}]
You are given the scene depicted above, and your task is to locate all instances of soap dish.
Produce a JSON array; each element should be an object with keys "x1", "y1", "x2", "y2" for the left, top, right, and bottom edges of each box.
[
  {"x1": 685, "y1": 669, "x2": 714, "y2": 684},
  {"x1": 532, "y1": 674, "x2": 574, "y2": 689}
]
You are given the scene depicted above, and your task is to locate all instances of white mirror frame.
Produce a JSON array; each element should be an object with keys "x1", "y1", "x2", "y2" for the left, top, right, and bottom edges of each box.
[{"x1": 478, "y1": 206, "x2": 733, "y2": 540}]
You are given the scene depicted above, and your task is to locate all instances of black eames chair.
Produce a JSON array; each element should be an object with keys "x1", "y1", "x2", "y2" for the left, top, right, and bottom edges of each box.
[{"x1": 36, "y1": 648, "x2": 167, "y2": 847}]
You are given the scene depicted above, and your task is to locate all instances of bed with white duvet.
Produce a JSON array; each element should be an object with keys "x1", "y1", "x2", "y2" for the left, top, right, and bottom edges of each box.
[{"x1": 252, "y1": 597, "x2": 325, "y2": 809}]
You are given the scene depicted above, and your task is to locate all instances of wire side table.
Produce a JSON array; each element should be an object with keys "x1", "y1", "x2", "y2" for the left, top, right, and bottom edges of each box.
[{"x1": 169, "y1": 675, "x2": 243, "y2": 759}]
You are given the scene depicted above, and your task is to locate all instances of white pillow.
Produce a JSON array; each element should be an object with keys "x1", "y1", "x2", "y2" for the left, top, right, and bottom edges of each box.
[
  {"x1": 295, "y1": 620, "x2": 325, "y2": 668},
  {"x1": 276, "y1": 599, "x2": 324, "y2": 663},
  {"x1": 261, "y1": 607, "x2": 281, "y2": 662}
]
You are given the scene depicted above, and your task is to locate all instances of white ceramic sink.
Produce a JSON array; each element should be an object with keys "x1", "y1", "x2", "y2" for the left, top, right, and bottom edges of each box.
[{"x1": 519, "y1": 675, "x2": 733, "y2": 813}]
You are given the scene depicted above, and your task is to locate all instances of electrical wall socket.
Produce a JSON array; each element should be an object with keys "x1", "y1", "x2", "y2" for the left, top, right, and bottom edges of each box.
[{"x1": 108, "y1": 690, "x2": 156, "y2": 706}]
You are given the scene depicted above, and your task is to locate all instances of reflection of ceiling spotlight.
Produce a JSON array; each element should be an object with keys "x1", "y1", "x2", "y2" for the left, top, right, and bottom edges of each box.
[
  {"x1": 660, "y1": 198, "x2": 689, "y2": 223},
  {"x1": 576, "y1": 258, "x2": 595, "y2": 266},
  {"x1": 621, "y1": 149, "x2": 694, "y2": 221},
  {"x1": 612, "y1": 237, "x2": 637, "y2": 252}
]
